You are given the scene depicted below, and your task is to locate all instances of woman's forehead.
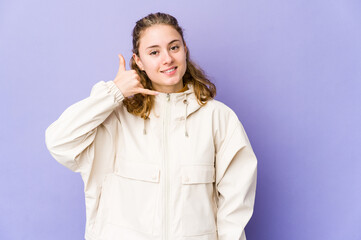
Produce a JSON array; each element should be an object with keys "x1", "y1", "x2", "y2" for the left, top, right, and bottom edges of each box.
[{"x1": 139, "y1": 24, "x2": 182, "y2": 49}]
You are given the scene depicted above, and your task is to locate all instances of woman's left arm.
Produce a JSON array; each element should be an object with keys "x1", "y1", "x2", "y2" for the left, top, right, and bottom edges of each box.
[{"x1": 215, "y1": 119, "x2": 258, "y2": 240}]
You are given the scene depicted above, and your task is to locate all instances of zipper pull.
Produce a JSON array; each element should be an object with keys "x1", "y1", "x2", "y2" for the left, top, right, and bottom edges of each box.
[{"x1": 167, "y1": 93, "x2": 170, "y2": 101}]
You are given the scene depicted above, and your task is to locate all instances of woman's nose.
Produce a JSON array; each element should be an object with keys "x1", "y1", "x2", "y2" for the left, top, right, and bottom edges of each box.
[{"x1": 162, "y1": 51, "x2": 173, "y2": 64}]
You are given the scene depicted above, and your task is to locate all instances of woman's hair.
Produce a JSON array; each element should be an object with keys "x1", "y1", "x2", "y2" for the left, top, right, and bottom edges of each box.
[{"x1": 123, "y1": 12, "x2": 216, "y2": 119}]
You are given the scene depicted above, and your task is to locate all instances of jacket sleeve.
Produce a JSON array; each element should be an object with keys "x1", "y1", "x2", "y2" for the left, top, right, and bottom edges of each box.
[
  {"x1": 215, "y1": 115, "x2": 258, "y2": 240},
  {"x1": 45, "y1": 80, "x2": 124, "y2": 173}
]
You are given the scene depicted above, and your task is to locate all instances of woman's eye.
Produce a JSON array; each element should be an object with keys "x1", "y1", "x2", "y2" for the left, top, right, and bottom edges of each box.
[
  {"x1": 150, "y1": 51, "x2": 158, "y2": 55},
  {"x1": 171, "y1": 46, "x2": 179, "y2": 51}
]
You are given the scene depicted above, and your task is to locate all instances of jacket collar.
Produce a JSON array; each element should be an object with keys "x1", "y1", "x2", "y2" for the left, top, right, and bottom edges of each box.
[
  {"x1": 143, "y1": 83, "x2": 202, "y2": 137},
  {"x1": 149, "y1": 83, "x2": 201, "y2": 119}
]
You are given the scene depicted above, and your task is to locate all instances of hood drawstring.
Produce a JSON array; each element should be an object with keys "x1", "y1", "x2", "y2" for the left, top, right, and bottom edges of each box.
[
  {"x1": 143, "y1": 118, "x2": 147, "y2": 135},
  {"x1": 183, "y1": 95, "x2": 189, "y2": 137}
]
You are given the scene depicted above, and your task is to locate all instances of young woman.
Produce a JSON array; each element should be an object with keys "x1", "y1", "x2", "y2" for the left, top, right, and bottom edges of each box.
[{"x1": 45, "y1": 12, "x2": 257, "y2": 240}]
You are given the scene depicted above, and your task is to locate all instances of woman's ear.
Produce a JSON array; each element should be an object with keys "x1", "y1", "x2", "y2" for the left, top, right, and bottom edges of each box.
[{"x1": 133, "y1": 53, "x2": 144, "y2": 71}]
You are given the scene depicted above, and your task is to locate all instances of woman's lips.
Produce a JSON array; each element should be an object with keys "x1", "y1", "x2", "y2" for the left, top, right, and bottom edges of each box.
[{"x1": 161, "y1": 66, "x2": 177, "y2": 76}]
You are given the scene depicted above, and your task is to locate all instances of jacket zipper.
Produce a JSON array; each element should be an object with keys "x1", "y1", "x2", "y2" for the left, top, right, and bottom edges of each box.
[{"x1": 163, "y1": 93, "x2": 171, "y2": 240}]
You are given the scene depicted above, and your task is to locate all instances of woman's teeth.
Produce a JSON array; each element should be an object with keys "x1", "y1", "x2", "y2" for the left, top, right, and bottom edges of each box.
[{"x1": 163, "y1": 67, "x2": 176, "y2": 73}]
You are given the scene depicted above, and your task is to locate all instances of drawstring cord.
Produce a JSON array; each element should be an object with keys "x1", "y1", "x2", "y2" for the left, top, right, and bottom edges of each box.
[
  {"x1": 143, "y1": 118, "x2": 147, "y2": 135},
  {"x1": 183, "y1": 95, "x2": 189, "y2": 137}
]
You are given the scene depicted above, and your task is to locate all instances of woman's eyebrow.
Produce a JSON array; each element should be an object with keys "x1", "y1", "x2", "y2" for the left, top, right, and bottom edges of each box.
[{"x1": 146, "y1": 39, "x2": 180, "y2": 49}]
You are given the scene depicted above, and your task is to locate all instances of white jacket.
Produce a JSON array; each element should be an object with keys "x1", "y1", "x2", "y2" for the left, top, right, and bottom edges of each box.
[{"x1": 45, "y1": 80, "x2": 257, "y2": 240}]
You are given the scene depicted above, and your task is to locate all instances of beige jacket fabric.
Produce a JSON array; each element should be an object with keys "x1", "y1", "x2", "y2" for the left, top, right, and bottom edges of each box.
[{"x1": 45, "y1": 80, "x2": 258, "y2": 240}]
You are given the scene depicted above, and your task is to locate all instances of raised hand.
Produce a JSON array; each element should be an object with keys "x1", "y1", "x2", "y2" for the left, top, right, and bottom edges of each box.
[{"x1": 113, "y1": 54, "x2": 159, "y2": 98}]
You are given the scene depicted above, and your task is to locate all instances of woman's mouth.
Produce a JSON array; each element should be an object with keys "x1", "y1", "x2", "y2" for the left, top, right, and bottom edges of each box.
[{"x1": 161, "y1": 66, "x2": 177, "y2": 76}]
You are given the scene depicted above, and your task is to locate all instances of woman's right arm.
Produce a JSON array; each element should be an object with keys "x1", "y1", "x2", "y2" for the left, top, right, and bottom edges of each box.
[
  {"x1": 45, "y1": 54, "x2": 159, "y2": 173},
  {"x1": 45, "y1": 80, "x2": 124, "y2": 173}
]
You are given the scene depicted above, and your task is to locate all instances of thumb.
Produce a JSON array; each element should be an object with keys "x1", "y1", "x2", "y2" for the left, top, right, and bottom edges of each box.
[{"x1": 117, "y1": 54, "x2": 126, "y2": 73}]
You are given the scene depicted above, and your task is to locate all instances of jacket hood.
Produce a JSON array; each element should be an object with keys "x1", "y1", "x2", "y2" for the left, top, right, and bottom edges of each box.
[{"x1": 143, "y1": 83, "x2": 202, "y2": 137}]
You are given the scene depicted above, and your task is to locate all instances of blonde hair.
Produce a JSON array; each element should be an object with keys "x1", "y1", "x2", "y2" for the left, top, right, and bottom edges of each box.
[{"x1": 124, "y1": 12, "x2": 216, "y2": 119}]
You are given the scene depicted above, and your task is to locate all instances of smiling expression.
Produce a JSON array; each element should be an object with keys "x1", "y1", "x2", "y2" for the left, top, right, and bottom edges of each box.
[{"x1": 133, "y1": 24, "x2": 188, "y2": 93}]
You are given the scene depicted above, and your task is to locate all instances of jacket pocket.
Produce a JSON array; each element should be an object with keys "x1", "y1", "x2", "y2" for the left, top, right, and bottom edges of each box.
[
  {"x1": 181, "y1": 165, "x2": 217, "y2": 237},
  {"x1": 105, "y1": 162, "x2": 160, "y2": 235}
]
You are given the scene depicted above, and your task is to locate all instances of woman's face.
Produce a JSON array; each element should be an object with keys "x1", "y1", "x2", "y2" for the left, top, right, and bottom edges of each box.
[{"x1": 133, "y1": 24, "x2": 187, "y2": 93}]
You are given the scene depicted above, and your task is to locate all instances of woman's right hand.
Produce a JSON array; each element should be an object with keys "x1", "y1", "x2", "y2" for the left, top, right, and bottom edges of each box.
[{"x1": 113, "y1": 54, "x2": 159, "y2": 98}]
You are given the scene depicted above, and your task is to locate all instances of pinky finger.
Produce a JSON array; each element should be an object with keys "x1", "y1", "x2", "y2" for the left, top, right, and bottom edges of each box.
[{"x1": 137, "y1": 88, "x2": 160, "y2": 96}]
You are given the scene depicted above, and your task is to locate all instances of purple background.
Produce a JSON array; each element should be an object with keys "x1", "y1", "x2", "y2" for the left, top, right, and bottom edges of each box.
[{"x1": 1, "y1": 0, "x2": 360, "y2": 239}]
